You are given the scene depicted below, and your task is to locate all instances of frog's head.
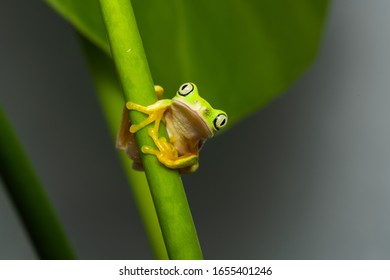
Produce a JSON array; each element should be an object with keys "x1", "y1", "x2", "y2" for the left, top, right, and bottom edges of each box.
[{"x1": 172, "y1": 82, "x2": 228, "y2": 137}]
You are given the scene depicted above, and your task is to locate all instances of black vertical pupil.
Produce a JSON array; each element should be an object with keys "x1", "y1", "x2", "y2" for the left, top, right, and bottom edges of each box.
[
  {"x1": 179, "y1": 83, "x2": 193, "y2": 96},
  {"x1": 181, "y1": 84, "x2": 189, "y2": 91},
  {"x1": 214, "y1": 115, "x2": 227, "y2": 130}
]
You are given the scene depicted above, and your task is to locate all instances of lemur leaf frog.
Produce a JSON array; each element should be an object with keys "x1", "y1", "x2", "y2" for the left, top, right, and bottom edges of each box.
[{"x1": 116, "y1": 83, "x2": 228, "y2": 173}]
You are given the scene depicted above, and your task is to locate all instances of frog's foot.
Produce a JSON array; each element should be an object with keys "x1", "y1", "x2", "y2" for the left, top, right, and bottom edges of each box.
[
  {"x1": 141, "y1": 145, "x2": 198, "y2": 169},
  {"x1": 141, "y1": 127, "x2": 198, "y2": 169},
  {"x1": 126, "y1": 99, "x2": 172, "y2": 133}
]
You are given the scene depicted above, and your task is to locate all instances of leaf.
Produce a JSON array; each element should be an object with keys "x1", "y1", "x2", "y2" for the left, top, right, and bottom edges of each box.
[
  {"x1": 45, "y1": 0, "x2": 329, "y2": 127},
  {"x1": 45, "y1": 0, "x2": 109, "y2": 54}
]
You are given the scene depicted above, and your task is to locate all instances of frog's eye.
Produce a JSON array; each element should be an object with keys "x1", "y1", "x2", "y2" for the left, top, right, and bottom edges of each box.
[
  {"x1": 178, "y1": 83, "x2": 194, "y2": 96},
  {"x1": 213, "y1": 113, "x2": 228, "y2": 130}
]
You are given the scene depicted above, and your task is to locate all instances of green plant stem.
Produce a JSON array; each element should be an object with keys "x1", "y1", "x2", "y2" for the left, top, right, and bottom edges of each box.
[
  {"x1": 0, "y1": 106, "x2": 76, "y2": 259},
  {"x1": 81, "y1": 37, "x2": 168, "y2": 260},
  {"x1": 99, "y1": 0, "x2": 203, "y2": 259}
]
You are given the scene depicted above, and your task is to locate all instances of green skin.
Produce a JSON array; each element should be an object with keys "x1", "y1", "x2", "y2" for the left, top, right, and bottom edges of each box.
[{"x1": 117, "y1": 83, "x2": 228, "y2": 173}]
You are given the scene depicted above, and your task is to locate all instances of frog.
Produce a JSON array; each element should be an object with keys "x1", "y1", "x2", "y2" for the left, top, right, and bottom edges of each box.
[{"x1": 116, "y1": 82, "x2": 228, "y2": 173}]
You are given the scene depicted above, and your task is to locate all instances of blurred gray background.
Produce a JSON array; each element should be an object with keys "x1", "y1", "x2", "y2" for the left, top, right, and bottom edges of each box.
[{"x1": 1, "y1": 1, "x2": 390, "y2": 259}]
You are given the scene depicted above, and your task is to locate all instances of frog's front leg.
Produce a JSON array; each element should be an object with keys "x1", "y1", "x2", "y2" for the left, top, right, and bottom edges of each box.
[
  {"x1": 126, "y1": 99, "x2": 172, "y2": 134},
  {"x1": 125, "y1": 85, "x2": 166, "y2": 133}
]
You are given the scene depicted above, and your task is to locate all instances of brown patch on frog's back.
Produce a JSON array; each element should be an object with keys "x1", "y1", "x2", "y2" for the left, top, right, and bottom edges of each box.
[{"x1": 116, "y1": 106, "x2": 143, "y2": 170}]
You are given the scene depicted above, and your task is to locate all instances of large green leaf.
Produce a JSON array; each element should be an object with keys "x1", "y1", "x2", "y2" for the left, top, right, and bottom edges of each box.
[{"x1": 45, "y1": 0, "x2": 328, "y2": 127}]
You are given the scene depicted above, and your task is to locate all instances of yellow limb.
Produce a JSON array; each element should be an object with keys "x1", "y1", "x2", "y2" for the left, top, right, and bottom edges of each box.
[
  {"x1": 125, "y1": 85, "x2": 165, "y2": 133},
  {"x1": 126, "y1": 99, "x2": 172, "y2": 133},
  {"x1": 141, "y1": 127, "x2": 198, "y2": 170}
]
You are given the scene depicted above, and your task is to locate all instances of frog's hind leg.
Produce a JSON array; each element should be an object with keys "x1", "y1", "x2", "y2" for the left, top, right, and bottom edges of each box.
[
  {"x1": 141, "y1": 143, "x2": 198, "y2": 169},
  {"x1": 141, "y1": 118, "x2": 199, "y2": 170}
]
